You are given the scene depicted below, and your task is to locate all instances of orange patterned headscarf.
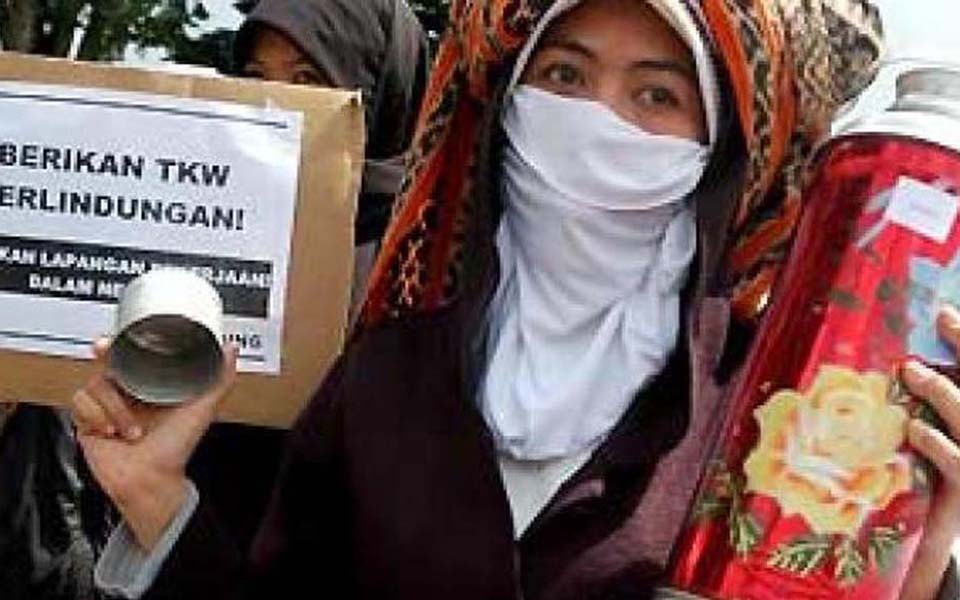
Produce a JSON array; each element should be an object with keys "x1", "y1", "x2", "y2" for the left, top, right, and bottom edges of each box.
[{"x1": 361, "y1": 0, "x2": 884, "y2": 327}]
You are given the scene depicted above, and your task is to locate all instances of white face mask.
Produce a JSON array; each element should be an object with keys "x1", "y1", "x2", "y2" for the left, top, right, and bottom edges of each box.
[
  {"x1": 503, "y1": 86, "x2": 709, "y2": 209},
  {"x1": 479, "y1": 86, "x2": 708, "y2": 460}
]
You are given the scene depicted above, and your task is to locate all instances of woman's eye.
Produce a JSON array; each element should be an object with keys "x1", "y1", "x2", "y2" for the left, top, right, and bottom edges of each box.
[
  {"x1": 636, "y1": 87, "x2": 681, "y2": 109},
  {"x1": 292, "y1": 70, "x2": 322, "y2": 86},
  {"x1": 541, "y1": 63, "x2": 585, "y2": 88}
]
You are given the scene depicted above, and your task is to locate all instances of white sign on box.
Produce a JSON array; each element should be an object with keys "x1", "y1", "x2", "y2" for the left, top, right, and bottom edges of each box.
[{"x1": 0, "y1": 81, "x2": 303, "y2": 374}]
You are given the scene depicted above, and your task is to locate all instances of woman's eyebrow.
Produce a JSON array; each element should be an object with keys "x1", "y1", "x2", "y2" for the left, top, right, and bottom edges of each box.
[
  {"x1": 537, "y1": 35, "x2": 698, "y2": 83},
  {"x1": 628, "y1": 59, "x2": 698, "y2": 82},
  {"x1": 536, "y1": 38, "x2": 596, "y2": 60}
]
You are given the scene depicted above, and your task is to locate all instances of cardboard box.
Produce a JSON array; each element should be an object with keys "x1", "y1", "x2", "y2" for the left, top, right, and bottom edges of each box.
[{"x1": 0, "y1": 52, "x2": 364, "y2": 428}]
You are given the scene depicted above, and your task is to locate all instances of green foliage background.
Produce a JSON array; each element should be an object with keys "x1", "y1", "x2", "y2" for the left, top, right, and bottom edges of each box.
[{"x1": 0, "y1": 0, "x2": 451, "y2": 69}]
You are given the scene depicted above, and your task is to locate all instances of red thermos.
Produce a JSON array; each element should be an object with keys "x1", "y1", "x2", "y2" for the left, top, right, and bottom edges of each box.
[{"x1": 661, "y1": 67, "x2": 960, "y2": 599}]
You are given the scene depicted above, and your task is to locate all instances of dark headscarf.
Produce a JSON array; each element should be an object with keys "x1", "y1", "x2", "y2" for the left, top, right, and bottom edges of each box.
[{"x1": 235, "y1": 0, "x2": 431, "y2": 245}]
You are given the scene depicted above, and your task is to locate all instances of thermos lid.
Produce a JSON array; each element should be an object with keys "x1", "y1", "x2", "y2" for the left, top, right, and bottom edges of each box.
[
  {"x1": 897, "y1": 67, "x2": 960, "y2": 102},
  {"x1": 839, "y1": 65, "x2": 960, "y2": 153}
]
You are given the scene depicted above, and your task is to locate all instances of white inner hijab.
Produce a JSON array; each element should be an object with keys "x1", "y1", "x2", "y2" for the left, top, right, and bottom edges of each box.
[
  {"x1": 481, "y1": 0, "x2": 718, "y2": 537},
  {"x1": 481, "y1": 86, "x2": 707, "y2": 462}
]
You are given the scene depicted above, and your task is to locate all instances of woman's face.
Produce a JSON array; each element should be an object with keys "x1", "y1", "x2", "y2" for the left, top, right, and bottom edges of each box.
[
  {"x1": 522, "y1": 0, "x2": 706, "y2": 142},
  {"x1": 243, "y1": 27, "x2": 332, "y2": 87}
]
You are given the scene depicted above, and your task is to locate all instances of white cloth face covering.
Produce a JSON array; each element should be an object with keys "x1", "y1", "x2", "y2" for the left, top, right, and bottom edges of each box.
[{"x1": 480, "y1": 85, "x2": 708, "y2": 460}]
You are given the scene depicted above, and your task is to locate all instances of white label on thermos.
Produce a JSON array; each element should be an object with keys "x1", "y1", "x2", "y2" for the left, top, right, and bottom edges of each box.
[{"x1": 885, "y1": 177, "x2": 959, "y2": 244}]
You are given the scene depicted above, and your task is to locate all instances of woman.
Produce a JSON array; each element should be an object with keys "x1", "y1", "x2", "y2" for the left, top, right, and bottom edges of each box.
[
  {"x1": 235, "y1": 0, "x2": 430, "y2": 307},
  {"x1": 73, "y1": 1, "x2": 959, "y2": 599}
]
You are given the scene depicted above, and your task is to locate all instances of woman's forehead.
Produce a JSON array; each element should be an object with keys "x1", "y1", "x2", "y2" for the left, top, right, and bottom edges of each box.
[{"x1": 537, "y1": 0, "x2": 694, "y2": 65}]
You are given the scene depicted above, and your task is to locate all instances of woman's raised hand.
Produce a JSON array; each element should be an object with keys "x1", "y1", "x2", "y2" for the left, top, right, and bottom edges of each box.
[{"x1": 71, "y1": 338, "x2": 236, "y2": 551}]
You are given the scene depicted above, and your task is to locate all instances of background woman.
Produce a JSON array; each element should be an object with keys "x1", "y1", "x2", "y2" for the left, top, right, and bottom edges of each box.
[{"x1": 235, "y1": 0, "x2": 430, "y2": 308}]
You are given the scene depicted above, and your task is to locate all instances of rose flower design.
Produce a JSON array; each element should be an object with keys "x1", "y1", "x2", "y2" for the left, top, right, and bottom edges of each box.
[{"x1": 744, "y1": 366, "x2": 912, "y2": 536}]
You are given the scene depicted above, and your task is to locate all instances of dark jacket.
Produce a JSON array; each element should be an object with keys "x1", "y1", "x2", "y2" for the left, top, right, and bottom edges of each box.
[
  {"x1": 0, "y1": 405, "x2": 109, "y2": 600},
  {"x1": 143, "y1": 304, "x2": 735, "y2": 600},
  {"x1": 0, "y1": 407, "x2": 286, "y2": 600}
]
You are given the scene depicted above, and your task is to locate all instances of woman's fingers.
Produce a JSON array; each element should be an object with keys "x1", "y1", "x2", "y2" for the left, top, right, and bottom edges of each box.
[
  {"x1": 88, "y1": 376, "x2": 143, "y2": 441},
  {"x1": 92, "y1": 336, "x2": 111, "y2": 362},
  {"x1": 937, "y1": 305, "x2": 960, "y2": 353},
  {"x1": 909, "y1": 419, "x2": 960, "y2": 491},
  {"x1": 71, "y1": 388, "x2": 116, "y2": 438},
  {"x1": 72, "y1": 338, "x2": 146, "y2": 441},
  {"x1": 903, "y1": 313, "x2": 960, "y2": 600},
  {"x1": 73, "y1": 339, "x2": 234, "y2": 450},
  {"x1": 903, "y1": 361, "x2": 960, "y2": 439}
]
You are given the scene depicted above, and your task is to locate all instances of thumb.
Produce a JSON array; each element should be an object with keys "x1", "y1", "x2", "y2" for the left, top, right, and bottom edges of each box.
[{"x1": 92, "y1": 336, "x2": 111, "y2": 363}]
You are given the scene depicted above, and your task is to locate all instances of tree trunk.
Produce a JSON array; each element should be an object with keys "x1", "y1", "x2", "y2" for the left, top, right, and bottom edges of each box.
[
  {"x1": 48, "y1": 1, "x2": 90, "y2": 57},
  {"x1": 2, "y1": 0, "x2": 42, "y2": 52}
]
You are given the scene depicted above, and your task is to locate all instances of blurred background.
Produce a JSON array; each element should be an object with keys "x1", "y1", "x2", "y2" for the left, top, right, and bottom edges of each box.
[
  {"x1": 841, "y1": 0, "x2": 960, "y2": 125},
  {"x1": 0, "y1": 0, "x2": 450, "y2": 70}
]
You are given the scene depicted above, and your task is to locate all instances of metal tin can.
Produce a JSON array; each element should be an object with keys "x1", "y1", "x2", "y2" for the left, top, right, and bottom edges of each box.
[
  {"x1": 660, "y1": 67, "x2": 960, "y2": 599},
  {"x1": 108, "y1": 268, "x2": 224, "y2": 405}
]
